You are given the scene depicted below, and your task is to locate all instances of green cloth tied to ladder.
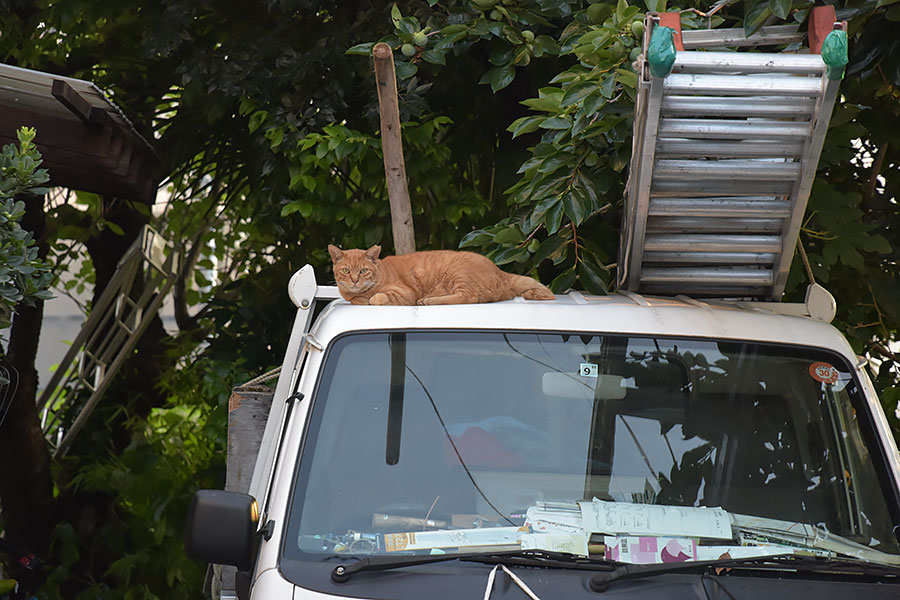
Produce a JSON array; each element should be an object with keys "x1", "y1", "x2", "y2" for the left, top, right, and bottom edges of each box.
[
  {"x1": 647, "y1": 26, "x2": 677, "y2": 78},
  {"x1": 821, "y1": 29, "x2": 848, "y2": 80}
]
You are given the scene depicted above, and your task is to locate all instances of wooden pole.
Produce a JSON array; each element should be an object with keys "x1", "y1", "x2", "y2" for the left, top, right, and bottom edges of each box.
[{"x1": 373, "y1": 42, "x2": 416, "y2": 254}]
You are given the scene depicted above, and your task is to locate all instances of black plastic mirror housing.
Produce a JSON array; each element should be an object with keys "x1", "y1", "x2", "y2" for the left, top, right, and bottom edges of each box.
[{"x1": 185, "y1": 489, "x2": 259, "y2": 571}]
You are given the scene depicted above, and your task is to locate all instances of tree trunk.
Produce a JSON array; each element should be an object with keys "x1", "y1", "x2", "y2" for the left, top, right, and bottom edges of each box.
[{"x1": 0, "y1": 194, "x2": 53, "y2": 593}]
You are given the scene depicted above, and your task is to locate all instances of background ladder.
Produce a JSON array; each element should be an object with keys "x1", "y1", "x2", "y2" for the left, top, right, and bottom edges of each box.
[
  {"x1": 37, "y1": 226, "x2": 178, "y2": 457},
  {"x1": 617, "y1": 7, "x2": 848, "y2": 299}
]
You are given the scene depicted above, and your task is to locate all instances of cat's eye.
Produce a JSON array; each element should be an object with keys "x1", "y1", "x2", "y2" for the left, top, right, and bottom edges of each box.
[
  {"x1": 359, "y1": 268, "x2": 368, "y2": 274},
  {"x1": 340, "y1": 268, "x2": 350, "y2": 274}
]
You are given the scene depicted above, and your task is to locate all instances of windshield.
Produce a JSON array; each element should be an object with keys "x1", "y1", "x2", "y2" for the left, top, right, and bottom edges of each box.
[{"x1": 283, "y1": 331, "x2": 899, "y2": 568}]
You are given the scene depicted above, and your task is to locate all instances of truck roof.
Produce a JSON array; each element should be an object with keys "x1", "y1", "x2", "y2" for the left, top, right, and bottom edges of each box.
[{"x1": 308, "y1": 292, "x2": 856, "y2": 362}]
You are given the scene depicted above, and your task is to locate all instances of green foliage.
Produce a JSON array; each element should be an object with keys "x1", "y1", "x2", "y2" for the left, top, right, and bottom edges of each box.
[
  {"x1": 40, "y1": 355, "x2": 244, "y2": 600},
  {"x1": 0, "y1": 127, "x2": 54, "y2": 336}
]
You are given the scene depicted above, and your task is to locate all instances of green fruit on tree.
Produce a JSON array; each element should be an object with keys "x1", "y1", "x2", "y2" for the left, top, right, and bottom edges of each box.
[
  {"x1": 413, "y1": 31, "x2": 427, "y2": 46},
  {"x1": 630, "y1": 46, "x2": 642, "y2": 61},
  {"x1": 611, "y1": 40, "x2": 626, "y2": 59},
  {"x1": 401, "y1": 43, "x2": 416, "y2": 57},
  {"x1": 631, "y1": 20, "x2": 644, "y2": 38},
  {"x1": 522, "y1": 30, "x2": 535, "y2": 42}
]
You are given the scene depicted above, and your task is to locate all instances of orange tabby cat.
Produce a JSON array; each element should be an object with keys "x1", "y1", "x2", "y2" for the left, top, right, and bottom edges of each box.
[{"x1": 328, "y1": 244, "x2": 555, "y2": 306}]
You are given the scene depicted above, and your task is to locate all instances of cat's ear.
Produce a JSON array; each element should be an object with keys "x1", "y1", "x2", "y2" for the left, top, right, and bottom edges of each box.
[
  {"x1": 327, "y1": 244, "x2": 343, "y2": 263},
  {"x1": 365, "y1": 245, "x2": 381, "y2": 261}
]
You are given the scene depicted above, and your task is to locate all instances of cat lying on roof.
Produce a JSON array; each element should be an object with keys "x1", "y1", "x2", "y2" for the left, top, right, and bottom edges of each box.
[{"x1": 328, "y1": 244, "x2": 555, "y2": 306}]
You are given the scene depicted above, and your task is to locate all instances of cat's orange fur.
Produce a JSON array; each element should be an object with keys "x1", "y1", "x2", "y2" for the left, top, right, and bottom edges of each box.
[{"x1": 328, "y1": 244, "x2": 555, "y2": 306}]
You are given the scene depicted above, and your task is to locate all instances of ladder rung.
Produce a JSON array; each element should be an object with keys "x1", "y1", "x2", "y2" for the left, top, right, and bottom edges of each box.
[
  {"x1": 647, "y1": 216, "x2": 784, "y2": 232},
  {"x1": 672, "y1": 52, "x2": 825, "y2": 75},
  {"x1": 649, "y1": 197, "x2": 792, "y2": 218},
  {"x1": 651, "y1": 179, "x2": 795, "y2": 196},
  {"x1": 656, "y1": 140, "x2": 805, "y2": 159},
  {"x1": 654, "y1": 159, "x2": 800, "y2": 181},
  {"x1": 661, "y1": 96, "x2": 817, "y2": 119},
  {"x1": 659, "y1": 118, "x2": 809, "y2": 140},
  {"x1": 643, "y1": 251, "x2": 777, "y2": 265},
  {"x1": 665, "y1": 74, "x2": 823, "y2": 97},
  {"x1": 681, "y1": 25, "x2": 802, "y2": 49},
  {"x1": 641, "y1": 267, "x2": 774, "y2": 286},
  {"x1": 640, "y1": 283, "x2": 771, "y2": 298},
  {"x1": 644, "y1": 234, "x2": 782, "y2": 253}
]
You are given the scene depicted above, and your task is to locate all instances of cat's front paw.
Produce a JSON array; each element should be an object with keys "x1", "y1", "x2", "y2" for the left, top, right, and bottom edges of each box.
[{"x1": 369, "y1": 293, "x2": 390, "y2": 305}]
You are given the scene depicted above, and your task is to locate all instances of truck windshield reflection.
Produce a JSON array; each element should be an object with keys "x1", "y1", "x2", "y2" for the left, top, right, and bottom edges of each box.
[{"x1": 284, "y1": 332, "x2": 900, "y2": 566}]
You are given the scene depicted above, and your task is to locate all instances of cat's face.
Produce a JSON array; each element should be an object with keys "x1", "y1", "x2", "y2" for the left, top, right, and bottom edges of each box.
[{"x1": 328, "y1": 244, "x2": 381, "y2": 295}]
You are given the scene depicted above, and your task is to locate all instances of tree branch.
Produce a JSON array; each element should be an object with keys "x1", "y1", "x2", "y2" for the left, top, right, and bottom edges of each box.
[
  {"x1": 864, "y1": 142, "x2": 888, "y2": 208},
  {"x1": 173, "y1": 228, "x2": 207, "y2": 333}
]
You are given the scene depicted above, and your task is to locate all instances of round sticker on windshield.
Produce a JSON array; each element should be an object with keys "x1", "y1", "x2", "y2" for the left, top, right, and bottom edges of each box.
[{"x1": 809, "y1": 362, "x2": 839, "y2": 385}]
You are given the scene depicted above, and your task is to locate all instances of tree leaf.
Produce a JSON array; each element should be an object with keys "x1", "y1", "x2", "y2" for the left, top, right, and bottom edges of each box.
[
  {"x1": 524, "y1": 195, "x2": 560, "y2": 230},
  {"x1": 615, "y1": 0, "x2": 629, "y2": 23},
  {"x1": 562, "y1": 188, "x2": 588, "y2": 225},
  {"x1": 248, "y1": 110, "x2": 268, "y2": 134},
  {"x1": 544, "y1": 198, "x2": 565, "y2": 233},
  {"x1": 346, "y1": 42, "x2": 375, "y2": 55},
  {"x1": 768, "y1": 0, "x2": 792, "y2": 20},
  {"x1": 599, "y1": 74, "x2": 617, "y2": 99},
  {"x1": 560, "y1": 81, "x2": 595, "y2": 107},
  {"x1": 507, "y1": 115, "x2": 544, "y2": 138},
  {"x1": 533, "y1": 234, "x2": 567, "y2": 264},
  {"x1": 489, "y1": 64, "x2": 515, "y2": 92},
  {"x1": 421, "y1": 49, "x2": 447, "y2": 65},
  {"x1": 615, "y1": 68, "x2": 638, "y2": 89},
  {"x1": 459, "y1": 229, "x2": 492, "y2": 248},
  {"x1": 395, "y1": 60, "x2": 418, "y2": 79},
  {"x1": 865, "y1": 234, "x2": 892, "y2": 254},
  {"x1": 744, "y1": 0, "x2": 772, "y2": 36},
  {"x1": 493, "y1": 225, "x2": 524, "y2": 244},
  {"x1": 492, "y1": 246, "x2": 528, "y2": 265},
  {"x1": 539, "y1": 116, "x2": 571, "y2": 130},
  {"x1": 578, "y1": 260, "x2": 609, "y2": 295},
  {"x1": 550, "y1": 265, "x2": 577, "y2": 293}
]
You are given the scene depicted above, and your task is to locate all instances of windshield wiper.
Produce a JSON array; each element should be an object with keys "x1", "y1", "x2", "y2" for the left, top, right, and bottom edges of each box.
[
  {"x1": 330, "y1": 547, "x2": 900, "y2": 585},
  {"x1": 331, "y1": 549, "x2": 614, "y2": 583},
  {"x1": 588, "y1": 554, "x2": 900, "y2": 592},
  {"x1": 731, "y1": 512, "x2": 900, "y2": 566}
]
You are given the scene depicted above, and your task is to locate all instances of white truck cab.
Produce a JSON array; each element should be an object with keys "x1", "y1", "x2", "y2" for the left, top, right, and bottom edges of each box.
[{"x1": 185, "y1": 266, "x2": 900, "y2": 599}]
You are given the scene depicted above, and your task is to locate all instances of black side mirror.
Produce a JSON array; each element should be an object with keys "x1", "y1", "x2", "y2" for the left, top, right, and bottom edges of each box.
[{"x1": 185, "y1": 490, "x2": 259, "y2": 571}]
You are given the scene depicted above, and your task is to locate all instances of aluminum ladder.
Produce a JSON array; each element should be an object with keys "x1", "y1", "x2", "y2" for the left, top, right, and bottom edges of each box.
[
  {"x1": 617, "y1": 7, "x2": 848, "y2": 299},
  {"x1": 37, "y1": 225, "x2": 179, "y2": 456}
]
